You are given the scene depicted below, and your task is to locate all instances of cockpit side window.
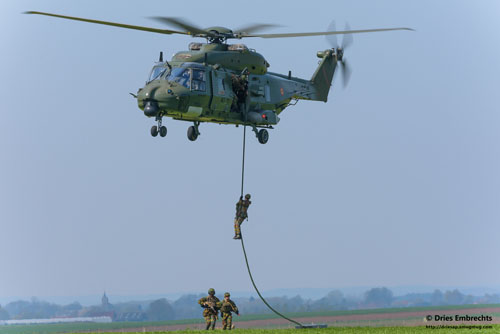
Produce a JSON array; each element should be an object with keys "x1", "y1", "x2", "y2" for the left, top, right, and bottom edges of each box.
[
  {"x1": 166, "y1": 67, "x2": 206, "y2": 91},
  {"x1": 191, "y1": 69, "x2": 206, "y2": 91},
  {"x1": 167, "y1": 68, "x2": 191, "y2": 89}
]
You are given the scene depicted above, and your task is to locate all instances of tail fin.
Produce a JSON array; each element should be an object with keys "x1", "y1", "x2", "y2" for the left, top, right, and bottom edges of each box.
[{"x1": 310, "y1": 49, "x2": 337, "y2": 102}]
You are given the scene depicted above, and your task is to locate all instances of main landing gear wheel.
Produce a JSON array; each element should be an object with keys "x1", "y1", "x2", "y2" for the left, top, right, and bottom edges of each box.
[
  {"x1": 257, "y1": 129, "x2": 269, "y2": 144},
  {"x1": 187, "y1": 122, "x2": 201, "y2": 141},
  {"x1": 159, "y1": 126, "x2": 167, "y2": 137},
  {"x1": 187, "y1": 126, "x2": 198, "y2": 141},
  {"x1": 151, "y1": 125, "x2": 158, "y2": 137}
]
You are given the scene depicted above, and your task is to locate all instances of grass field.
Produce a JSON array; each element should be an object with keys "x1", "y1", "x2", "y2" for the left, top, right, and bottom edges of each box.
[
  {"x1": 145, "y1": 327, "x2": 498, "y2": 334},
  {"x1": 1, "y1": 326, "x2": 499, "y2": 334},
  {"x1": 231, "y1": 303, "x2": 500, "y2": 321},
  {"x1": 0, "y1": 304, "x2": 498, "y2": 334}
]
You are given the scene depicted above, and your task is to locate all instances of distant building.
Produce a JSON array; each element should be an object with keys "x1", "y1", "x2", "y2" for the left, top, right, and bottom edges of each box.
[
  {"x1": 1, "y1": 316, "x2": 112, "y2": 326},
  {"x1": 102, "y1": 292, "x2": 111, "y2": 311},
  {"x1": 82, "y1": 293, "x2": 115, "y2": 319},
  {"x1": 114, "y1": 312, "x2": 147, "y2": 322},
  {"x1": 97, "y1": 292, "x2": 146, "y2": 322}
]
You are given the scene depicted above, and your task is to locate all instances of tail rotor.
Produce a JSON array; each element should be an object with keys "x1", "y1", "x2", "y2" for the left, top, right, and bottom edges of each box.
[{"x1": 326, "y1": 21, "x2": 353, "y2": 88}]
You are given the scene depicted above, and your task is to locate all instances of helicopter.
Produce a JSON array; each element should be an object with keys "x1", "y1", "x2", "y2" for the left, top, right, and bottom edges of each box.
[{"x1": 25, "y1": 11, "x2": 412, "y2": 144}]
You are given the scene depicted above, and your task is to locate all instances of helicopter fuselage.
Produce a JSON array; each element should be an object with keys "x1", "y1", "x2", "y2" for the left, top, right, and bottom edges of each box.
[{"x1": 136, "y1": 43, "x2": 338, "y2": 132}]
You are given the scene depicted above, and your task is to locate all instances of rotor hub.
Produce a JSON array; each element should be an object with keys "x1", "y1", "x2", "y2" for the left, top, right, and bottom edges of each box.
[{"x1": 336, "y1": 48, "x2": 344, "y2": 61}]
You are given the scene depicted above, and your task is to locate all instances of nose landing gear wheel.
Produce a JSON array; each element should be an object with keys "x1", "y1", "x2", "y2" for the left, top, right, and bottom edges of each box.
[
  {"x1": 257, "y1": 129, "x2": 269, "y2": 144},
  {"x1": 187, "y1": 126, "x2": 198, "y2": 141},
  {"x1": 159, "y1": 126, "x2": 167, "y2": 137},
  {"x1": 151, "y1": 125, "x2": 158, "y2": 137},
  {"x1": 151, "y1": 116, "x2": 167, "y2": 138}
]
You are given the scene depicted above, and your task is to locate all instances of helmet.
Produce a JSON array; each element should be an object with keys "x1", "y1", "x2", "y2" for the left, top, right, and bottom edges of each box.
[
  {"x1": 245, "y1": 194, "x2": 251, "y2": 199},
  {"x1": 224, "y1": 292, "x2": 230, "y2": 297},
  {"x1": 208, "y1": 288, "x2": 215, "y2": 295}
]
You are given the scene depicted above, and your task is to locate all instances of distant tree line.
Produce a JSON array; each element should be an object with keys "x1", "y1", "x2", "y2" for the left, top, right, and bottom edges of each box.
[{"x1": 2, "y1": 288, "x2": 499, "y2": 321}]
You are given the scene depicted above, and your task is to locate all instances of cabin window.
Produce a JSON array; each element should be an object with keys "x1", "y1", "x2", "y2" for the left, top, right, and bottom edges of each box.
[
  {"x1": 192, "y1": 69, "x2": 206, "y2": 91},
  {"x1": 217, "y1": 78, "x2": 225, "y2": 95}
]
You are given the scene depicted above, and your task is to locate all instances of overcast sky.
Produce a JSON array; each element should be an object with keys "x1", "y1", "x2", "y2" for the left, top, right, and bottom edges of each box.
[{"x1": 1, "y1": 0, "x2": 499, "y2": 304}]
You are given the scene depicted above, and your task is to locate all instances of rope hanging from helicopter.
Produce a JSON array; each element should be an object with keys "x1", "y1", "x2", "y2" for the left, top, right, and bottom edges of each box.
[{"x1": 238, "y1": 123, "x2": 304, "y2": 328}]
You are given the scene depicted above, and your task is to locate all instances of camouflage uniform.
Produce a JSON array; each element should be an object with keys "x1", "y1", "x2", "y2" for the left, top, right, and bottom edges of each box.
[
  {"x1": 231, "y1": 71, "x2": 249, "y2": 113},
  {"x1": 220, "y1": 292, "x2": 239, "y2": 330},
  {"x1": 198, "y1": 289, "x2": 221, "y2": 330},
  {"x1": 234, "y1": 194, "x2": 251, "y2": 239}
]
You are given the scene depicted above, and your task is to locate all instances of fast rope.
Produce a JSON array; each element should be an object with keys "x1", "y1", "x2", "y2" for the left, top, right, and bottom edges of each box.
[{"x1": 238, "y1": 125, "x2": 304, "y2": 328}]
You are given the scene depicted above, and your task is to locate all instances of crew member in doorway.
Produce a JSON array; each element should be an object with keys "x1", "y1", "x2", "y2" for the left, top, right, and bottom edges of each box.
[
  {"x1": 234, "y1": 194, "x2": 251, "y2": 239},
  {"x1": 231, "y1": 69, "x2": 249, "y2": 113}
]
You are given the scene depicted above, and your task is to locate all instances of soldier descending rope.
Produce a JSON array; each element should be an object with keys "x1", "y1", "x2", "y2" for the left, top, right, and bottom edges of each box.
[
  {"x1": 234, "y1": 194, "x2": 251, "y2": 239},
  {"x1": 220, "y1": 292, "x2": 239, "y2": 330},
  {"x1": 198, "y1": 288, "x2": 221, "y2": 330}
]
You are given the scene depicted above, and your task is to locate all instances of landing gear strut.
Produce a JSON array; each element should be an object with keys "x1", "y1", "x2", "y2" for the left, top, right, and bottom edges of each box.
[
  {"x1": 187, "y1": 121, "x2": 201, "y2": 141},
  {"x1": 151, "y1": 116, "x2": 167, "y2": 137},
  {"x1": 252, "y1": 126, "x2": 269, "y2": 144}
]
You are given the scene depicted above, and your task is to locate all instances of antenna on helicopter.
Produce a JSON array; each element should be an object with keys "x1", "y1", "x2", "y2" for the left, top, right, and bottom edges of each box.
[{"x1": 158, "y1": 51, "x2": 172, "y2": 70}]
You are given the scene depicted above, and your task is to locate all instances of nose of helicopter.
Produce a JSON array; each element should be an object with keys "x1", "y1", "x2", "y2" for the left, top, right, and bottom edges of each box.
[
  {"x1": 137, "y1": 85, "x2": 162, "y2": 117},
  {"x1": 137, "y1": 82, "x2": 185, "y2": 117}
]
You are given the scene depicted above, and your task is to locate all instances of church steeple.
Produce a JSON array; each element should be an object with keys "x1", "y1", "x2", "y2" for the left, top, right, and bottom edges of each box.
[{"x1": 102, "y1": 291, "x2": 110, "y2": 308}]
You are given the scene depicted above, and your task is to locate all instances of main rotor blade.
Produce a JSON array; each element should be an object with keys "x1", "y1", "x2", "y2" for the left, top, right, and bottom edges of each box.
[
  {"x1": 243, "y1": 27, "x2": 414, "y2": 39},
  {"x1": 234, "y1": 23, "x2": 281, "y2": 34},
  {"x1": 150, "y1": 16, "x2": 209, "y2": 36},
  {"x1": 24, "y1": 11, "x2": 188, "y2": 35}
]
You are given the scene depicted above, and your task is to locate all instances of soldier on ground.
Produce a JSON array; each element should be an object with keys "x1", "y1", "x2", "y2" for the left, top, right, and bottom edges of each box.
[
  {"x1": 234, "y1": 194, "x2": 251, "y2": 239},
  {"x1": 220, "y1": 292, "x2": 239, "y2": 330},
  {"x1": 198, "y1": 288, "x2": 221, "y2": 330}
]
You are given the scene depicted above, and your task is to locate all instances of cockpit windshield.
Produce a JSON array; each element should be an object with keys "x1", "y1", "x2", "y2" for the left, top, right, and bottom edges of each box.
[
  {"x1": 166, "y1": 66, "x2": 206, "y2": 91},
  {"x1": 148, "y1": 65, "x2": 168, "y2": 82}
]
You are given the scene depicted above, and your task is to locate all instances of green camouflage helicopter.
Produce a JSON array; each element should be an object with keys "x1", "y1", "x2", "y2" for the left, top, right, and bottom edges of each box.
[{"x1": 26, "y1": 11, "x2": 412, "y2": 144}]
